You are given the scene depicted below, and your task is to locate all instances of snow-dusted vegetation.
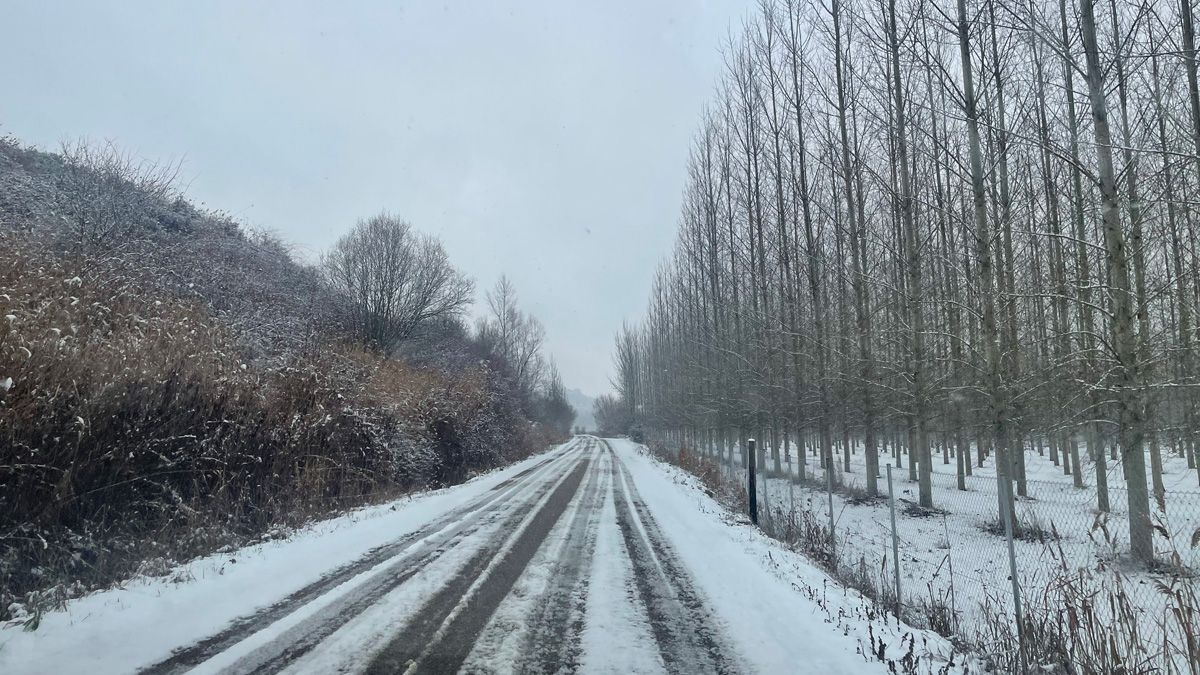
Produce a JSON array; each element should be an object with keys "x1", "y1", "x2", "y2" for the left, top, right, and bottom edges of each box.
[
  {"x1": 603, "y1": 0, "x2": 1200, "y2": 670},
  {"x1": 667, "y1": 439, "x2": 1200, "y2": 671},
  {"x1": 0, "y1": 135, "x2": 574, "y2": 624}
]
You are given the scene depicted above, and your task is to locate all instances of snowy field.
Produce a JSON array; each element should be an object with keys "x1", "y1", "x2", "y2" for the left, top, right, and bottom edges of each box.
[
  {"x1": 0, "y1": 437, "x2": 963, "y2": 674},
  {"x1": 694, "y1": 435, "x2": 1200, "y2": 664}
]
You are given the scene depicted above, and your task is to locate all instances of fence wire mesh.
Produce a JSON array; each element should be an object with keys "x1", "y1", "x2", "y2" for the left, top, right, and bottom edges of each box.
[{"x1": 655, "y1": 432, "x2": 1200, "y2": 672}]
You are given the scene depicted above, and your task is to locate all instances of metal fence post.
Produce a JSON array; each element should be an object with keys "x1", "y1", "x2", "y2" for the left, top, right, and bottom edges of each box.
[
  {"x1": 887, "y1": 464, "x2": 902, "y2": 620},
  {"x1": 998, "y1": 462, "x2": 1026, "y2": 672},
  {"x1": 942, "y1": 514, "x2": 959, "y2": 634},
  {"x1": 826, "y1": 450, "x2": 837, "y2": 567},
  {"x1": 748, "y1": 438, "x2": 758, "y2": 525}
]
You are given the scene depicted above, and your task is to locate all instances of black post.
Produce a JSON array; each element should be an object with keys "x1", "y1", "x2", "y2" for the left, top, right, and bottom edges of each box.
[{"x1": 748, "y1": 438, "x2": 758, "y2": 525}]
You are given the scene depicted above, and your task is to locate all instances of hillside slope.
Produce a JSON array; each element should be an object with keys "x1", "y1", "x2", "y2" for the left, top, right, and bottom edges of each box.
[{"x1": 0, "y1": 136, "x2": 565, "y2": 624}]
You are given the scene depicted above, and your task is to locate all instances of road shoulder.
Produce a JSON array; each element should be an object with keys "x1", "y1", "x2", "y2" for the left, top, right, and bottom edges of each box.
[
  {"x1": 0, "y1": 444, "x2": 573, "y2": 675},
  {"x1": 608, "y1": 438, "x2": 958, "y2": 674}
]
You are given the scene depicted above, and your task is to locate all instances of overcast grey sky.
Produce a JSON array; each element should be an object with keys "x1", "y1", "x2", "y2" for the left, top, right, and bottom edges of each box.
[{"x1": 1, "y1": 1, "x2": 747, "y2": 396}]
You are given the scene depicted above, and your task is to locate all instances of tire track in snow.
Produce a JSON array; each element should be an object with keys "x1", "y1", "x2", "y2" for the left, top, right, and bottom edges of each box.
[
  {"x1": 605, "y1": 440, "x2": 743, "y2": 675},
  {"x1": 510, "y1": 445, "x2": 608, "y2": 674},
  {"x1": 453, "y1": 432, "x2": 609, "y2": 667},
  {"x1": 577, "y1": 451, "x2": 665, "y2": 675},
  {"x1": 140, "y1": 440, "x2": 584, "y2": 675},
  {"x1": 144, "y1": 437, "x2": 742, "y2": 675},
  {"x1": 456, "y1": 438, "x2": 609, "y2": 674},
  {"x1": 365, "y1": 452, "x2": 595, "y2": 674},
  {"x1": 222, "y1": 448, "x2": 589, "y2": 675}
]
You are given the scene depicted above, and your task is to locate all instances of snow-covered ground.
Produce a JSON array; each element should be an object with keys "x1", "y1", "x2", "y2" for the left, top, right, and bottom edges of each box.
[
  {"x1": 0, "y1": 437, "x2": 958, "y2": 674},
  {"x1": 699, "y1": 435, "x2": 1200, "y2": 665},
  {"x1": 611, "y1": 440, "x2": 965, "y2": 674},
  {"x1": 0, "y1": 444, "x2": 568, "y2": 674}
]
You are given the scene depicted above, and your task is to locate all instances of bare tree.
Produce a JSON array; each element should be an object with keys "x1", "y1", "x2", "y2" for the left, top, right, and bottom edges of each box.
[
  {"x1": 322, "y1": 212, "x2": 473, "y2": 352},
  {"x1": 477, "y1": 276, "x2": 546, "y2": 401},
  {"x1": 1078, "y1": 0, "x2": 1153, "y2": 562}
]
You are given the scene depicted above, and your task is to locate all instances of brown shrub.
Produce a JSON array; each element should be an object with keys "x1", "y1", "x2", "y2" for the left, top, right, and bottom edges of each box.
[{"x1": 0, "y1": 235, "x2": 553, "y2": 621}]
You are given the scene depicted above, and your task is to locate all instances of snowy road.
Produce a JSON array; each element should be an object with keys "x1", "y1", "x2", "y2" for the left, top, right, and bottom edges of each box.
[{"x1": 2, "y1": 438, "x2": 906, "y2": 674}]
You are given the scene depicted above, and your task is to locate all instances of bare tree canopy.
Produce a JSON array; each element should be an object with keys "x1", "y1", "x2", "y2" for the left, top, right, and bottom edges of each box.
[
  {"x1": 476, "y1": 275, "x2": 546, "y2": 401},
  {"x1": 322, "y1": 212, "x2": 473, "y2": 351}
]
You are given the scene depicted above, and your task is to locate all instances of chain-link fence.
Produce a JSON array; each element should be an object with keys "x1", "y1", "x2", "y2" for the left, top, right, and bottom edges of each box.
[{"x1": 657, "y1": 434, "x2": 1200, "y2": 673}]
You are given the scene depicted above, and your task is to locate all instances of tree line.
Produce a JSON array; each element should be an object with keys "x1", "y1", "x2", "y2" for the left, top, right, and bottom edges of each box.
[
  {"x1": 611, "y1": 0, "x2": 1200, "y2": 564},
  {"x1": 321, "y1": 212, "x2": 574, "y2": 433}
]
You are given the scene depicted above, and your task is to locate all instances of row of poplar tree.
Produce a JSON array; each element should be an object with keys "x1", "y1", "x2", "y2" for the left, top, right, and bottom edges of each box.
[{"x1": 614, "y1": 0, "x2": 1200, "y2": 564}]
